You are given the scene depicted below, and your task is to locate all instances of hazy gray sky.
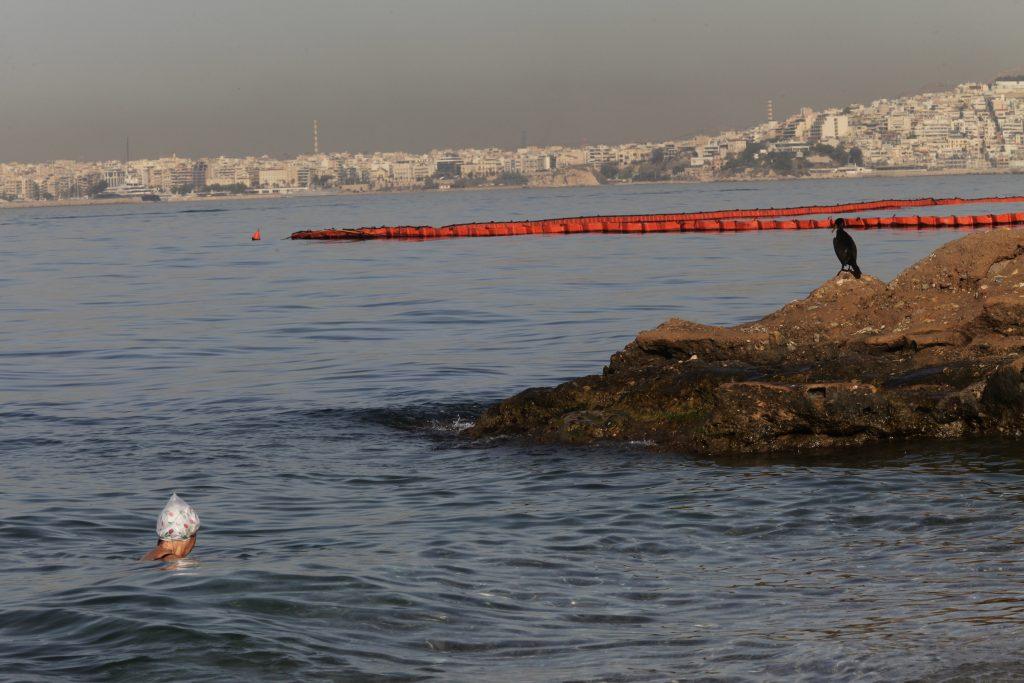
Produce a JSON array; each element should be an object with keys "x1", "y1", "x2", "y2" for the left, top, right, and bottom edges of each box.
[{"x1": 2, "y1": 0, "x2": 1023, "y2": 162}]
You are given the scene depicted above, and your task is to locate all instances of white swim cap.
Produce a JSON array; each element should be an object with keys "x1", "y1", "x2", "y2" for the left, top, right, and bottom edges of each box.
[{"x1": 156, "y1": 493, "x2": 201, "y2": 541}]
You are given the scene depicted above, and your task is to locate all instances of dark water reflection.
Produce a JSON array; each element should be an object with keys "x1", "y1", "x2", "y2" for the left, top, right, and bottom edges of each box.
[{"x1": 3, "y1": 177, "x2": 1024, "y2": 680}]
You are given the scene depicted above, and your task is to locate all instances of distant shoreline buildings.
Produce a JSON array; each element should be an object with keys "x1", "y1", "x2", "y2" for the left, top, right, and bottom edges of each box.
[{"x1": 4, "y1": 76, "x2": 1024, "y2": 203}]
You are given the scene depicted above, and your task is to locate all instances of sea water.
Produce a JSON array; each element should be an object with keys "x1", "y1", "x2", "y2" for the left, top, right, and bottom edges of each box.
[{"x1": 4, "y1": 176, "x2": 1024, "y2": 680}]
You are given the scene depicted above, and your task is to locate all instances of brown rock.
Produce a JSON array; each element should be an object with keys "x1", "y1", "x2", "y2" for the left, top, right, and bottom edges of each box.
[
  {"x1": 467, "y1": 228, "x2": 1024, "y2": 456},
  {"x1": 982, "y1": 295, "x2": 1024, "y2": 330}
]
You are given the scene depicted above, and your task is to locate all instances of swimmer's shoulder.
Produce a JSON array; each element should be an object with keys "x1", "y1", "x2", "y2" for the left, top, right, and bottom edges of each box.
[{"x1": 141, "y1": 546, "x2": 180, "y2": 562}]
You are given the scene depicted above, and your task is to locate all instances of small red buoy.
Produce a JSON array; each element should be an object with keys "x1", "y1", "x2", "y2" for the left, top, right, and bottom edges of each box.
[{"x1": 251, "y1": 230, "x2": 261, "y2": 241}]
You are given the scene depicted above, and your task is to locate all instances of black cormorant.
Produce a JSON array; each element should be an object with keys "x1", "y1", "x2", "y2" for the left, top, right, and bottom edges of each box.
[{"x1": 832, "y1": 218, "x2": 861, "y2": 279}]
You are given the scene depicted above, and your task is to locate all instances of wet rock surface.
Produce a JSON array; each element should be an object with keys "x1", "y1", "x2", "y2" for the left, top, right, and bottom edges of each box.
[{"x1": 467, "y1": 228, "x2": 1024, "y2": 455}]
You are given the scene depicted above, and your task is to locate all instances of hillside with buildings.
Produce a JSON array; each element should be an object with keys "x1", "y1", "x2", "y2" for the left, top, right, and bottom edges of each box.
[{"x1": 4, "y1": 76, "x2": 1024, "y2": 204}]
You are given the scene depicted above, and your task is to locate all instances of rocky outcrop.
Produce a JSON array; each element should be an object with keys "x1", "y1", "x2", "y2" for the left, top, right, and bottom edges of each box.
[
  {"x1": 467, "y1": 228, "x2": 1024, "y2": 455},
  {"x1": 527, "y1": 168, "x2": 600, "y2": 188}
]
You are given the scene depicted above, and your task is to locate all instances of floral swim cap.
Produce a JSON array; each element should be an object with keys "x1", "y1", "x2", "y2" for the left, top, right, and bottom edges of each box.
[{"x1": 157, "y1": 493, "x2": 201, "y2": 541}]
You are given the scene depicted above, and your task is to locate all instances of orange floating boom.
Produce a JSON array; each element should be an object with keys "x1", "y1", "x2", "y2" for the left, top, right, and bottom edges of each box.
[{"x1": 290, "y1": 195, "x2": 1024, "y2": 241}]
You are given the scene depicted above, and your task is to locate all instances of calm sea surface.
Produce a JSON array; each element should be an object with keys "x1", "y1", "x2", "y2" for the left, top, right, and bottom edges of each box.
[{"x1": 4, "y1": 176, "x2": 1024, "y2": 681}]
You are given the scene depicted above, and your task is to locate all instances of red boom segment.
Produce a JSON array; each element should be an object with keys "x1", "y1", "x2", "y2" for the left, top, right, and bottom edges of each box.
[{"x1": 290, "y1": 195, "x2": 1024, "y2": 240}]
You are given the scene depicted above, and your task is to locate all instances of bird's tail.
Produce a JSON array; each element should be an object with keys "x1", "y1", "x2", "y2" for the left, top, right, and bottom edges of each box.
[{"x1": 852, "y1": 264, "x2": 862, "y2": 279}]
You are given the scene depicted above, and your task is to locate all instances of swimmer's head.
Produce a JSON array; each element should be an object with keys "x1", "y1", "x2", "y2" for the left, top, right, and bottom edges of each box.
[
  {"x1": 145, "y1": 493, "x2": 200, "y2": 561},
  {"x1": 157, "y1": 492, "x2": 201, "y2": 541},
  {"x1": 157, "y1": 533, "x2": 197, "y2": 559}
]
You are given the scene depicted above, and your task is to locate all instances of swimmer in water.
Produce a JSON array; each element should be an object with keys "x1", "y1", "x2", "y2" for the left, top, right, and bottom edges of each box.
[{"x1": 142, "y1": 493, "x2": 200, "y2": 562}]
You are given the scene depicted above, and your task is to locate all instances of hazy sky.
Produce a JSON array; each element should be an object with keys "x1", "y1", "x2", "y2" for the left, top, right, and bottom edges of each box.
[{"x1": 2, "y1": 0, "x2": 1024, "y2": 162}]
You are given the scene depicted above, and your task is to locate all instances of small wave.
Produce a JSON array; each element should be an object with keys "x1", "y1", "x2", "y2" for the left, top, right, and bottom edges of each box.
[
  {"x1": 279, "y1": 401, "x2": 485, "y2": 436},
  {"x1": 428, "y1": 415, "x2": 476, "y2": 433},
  {"x1": 356, "y1": 403, "x2": 484, "y2": 431}
]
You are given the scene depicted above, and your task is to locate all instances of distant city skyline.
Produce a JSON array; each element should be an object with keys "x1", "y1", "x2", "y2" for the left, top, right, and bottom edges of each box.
[
  {"x1": 7, "y1": 75, "x2": 1024, "y2": 203},
  {"x1": 3, "y1": 0, "x2": 1024, "y2": 162}
]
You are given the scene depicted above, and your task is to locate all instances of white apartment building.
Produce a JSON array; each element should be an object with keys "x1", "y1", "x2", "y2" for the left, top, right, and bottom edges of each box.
[
  {"x1": 259, "y1": 167, "x2": 297, "y2": 188},
  {"x1": 814, "y1": 114, "x2": 850, "y2": 142}
]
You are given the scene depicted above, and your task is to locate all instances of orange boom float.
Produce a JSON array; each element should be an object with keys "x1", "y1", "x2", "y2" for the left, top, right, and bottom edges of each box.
[{"x1": 289, "y1": 195, "x2": 1024, "y2": 241}]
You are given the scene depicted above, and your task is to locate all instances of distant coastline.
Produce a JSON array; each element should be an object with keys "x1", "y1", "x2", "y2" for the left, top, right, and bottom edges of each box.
[{"x1": 2, "y1": 166, "x2": 1022, "y2": 212}]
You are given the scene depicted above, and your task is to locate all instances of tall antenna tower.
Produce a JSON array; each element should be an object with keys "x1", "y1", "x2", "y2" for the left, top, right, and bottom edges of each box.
[
  {"x1": 767, "y1": 99, "x2": 775, "y2": 123},
  {"x1": 125, "y1": 136, "x2": 130, "y2": 164},
  {"x1": 313, "y1": 120, "x2": 319, "y2": 155}
]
